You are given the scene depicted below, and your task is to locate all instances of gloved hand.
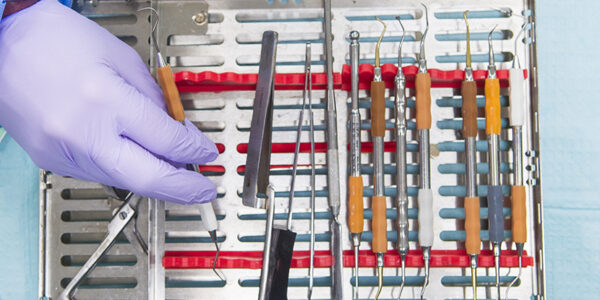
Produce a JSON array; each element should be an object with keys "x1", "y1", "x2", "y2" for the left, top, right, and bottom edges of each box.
[{"x1": 0, "y1": 0, "x2": 219, "y2": 204}]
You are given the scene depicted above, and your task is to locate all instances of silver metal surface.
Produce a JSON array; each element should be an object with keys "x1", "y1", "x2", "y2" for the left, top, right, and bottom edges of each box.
[
  {"x1": 156, "y1": 1, "x2": 209, "y2": 67},
  {"x1": 465, "y1": 137, "x2": 477, "y2": 198},
  {"x1": 526, "y1": 1, "x2": 546, "y2": 297},
  {"x1": 349, "y1": 30, "x2": 361, "y2": 300},
  {"x1": 305, "y1": 42, "x2": 316, "y2": 300},
  {"x1": 59, "y1": 192, "x2": 145, "y2": 300},
  {"x1": 395, "y1": 26, "x2": 409, "y2": 300},
  {"x1": 418, "y1": 4, "x2": 429, "y2": 74},
  {"x1": 323, "y1": 1, "x2": 343, "y2": 299},
  {"x1": 418, "y1": 129, "x2": 431, "y2": 189},
  {"x1": 148, "y1": 199, "x2": 165, "y2": 300},
  {"x1": 398, "y1": 257, "x2": 406, "y2": 300},
  {"x1": 286, "y1": 54, "x2": 307, "y2": 229},
  {"x1": 38, "y1": 170, "x2": 48, "y2": 298},
  {"x1": 489, "y1": 134, "x2": 501, "y2": 186},
  {"x1": 465, "y1": 67, "x2": 474, "y2": 81},
  {"x1": 323, "y1": 0, "x2": 341, "y2": 217},
  {"x1": 190, "y1": 163, "x2": 220, "y2": 266},
  {"x1": 373, "y1": 67, "x2": 382, "y2": 82},
  {"x1": 146, "y1": 5, "x2": 165, "y2": 68},
  {"x1": 421, "y1": 246, "x2": 431, "y2": 299},
  {"x1": 470, "y1": 255, "x2": 477, "y2": 300},
  {"x1": 351, "y1": 234, "x2": 360, "y2": 300},
  {"x1": 395, "y1": 42, "x2": 408, "y2": 256},
  {"x1": 494, "y1": 243, "x2": 502, "y2": 300},
  {"x1": 417, "y1": 15, "x2": 432, "y2": 290},
  {"x1": 242, "y1": 31, "x2": 277, "y2": 209},
  {"x1": 487, "y1": 26, "x2": 498, "y2": 79},
  {"x1": 258, "y1": 185, "x2": 276, "y2": 300},
  {"x1": 375, "y1": 253, "x2": 385, "y2": 300},
  {"x1": 349, "y1": 31, "x2": 361, "y2": 178},
  {"x1": 329, "y1": 219, "x2": 344, "y2": 300},
  {"x1": 41, "y1": 177, "x2": 149, "y2": 300},
  {"x1": 39, "y1": 1, "x2": 546, "y2": 299}
]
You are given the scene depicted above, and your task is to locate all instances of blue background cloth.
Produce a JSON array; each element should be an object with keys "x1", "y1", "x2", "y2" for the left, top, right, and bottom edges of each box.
[
  {"x1": 1, "y1": 0, "x2": 599, "y2": 298},
  {"x1": 0, "y1": 136, "x2": 39, "y2": 300},
  {"x1": 536, "y1": 1, "x2": 600, "y2": 298}
]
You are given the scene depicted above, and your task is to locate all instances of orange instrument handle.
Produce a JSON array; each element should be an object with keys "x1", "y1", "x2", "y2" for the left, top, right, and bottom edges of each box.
[
  {"x1": 465, "y1": 196, "x2": 481, "y2": 255},
  {"x1": 371, "y1": 195, "x2": 387, "y2": 253},
  {"x1": 370, "y1": 81, "x2": 386, "y2": 137},
  {"x1": 511, "y1": 185, "x2": 527, "y2": 244},
  {"x1": 461, "y1": 80, "x2": 478, "y2": 138},
  {"x1": 416, "y1": 72, "x2": 432, "y2": 130},
  {"x1": 348, "y1": 176, "x2": 364, "y2": 234},
  {"x1": 484, "y1": 78, "x2": 501, "y2": 135},
  {"x1": 157, "y1": 65, "x2": 186, "y2": 122}
]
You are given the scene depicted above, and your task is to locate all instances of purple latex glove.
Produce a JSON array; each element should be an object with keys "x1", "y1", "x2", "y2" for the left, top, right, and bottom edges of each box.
[{"x1": 0, "y1": 0, "x2": 219, "y2": 204}]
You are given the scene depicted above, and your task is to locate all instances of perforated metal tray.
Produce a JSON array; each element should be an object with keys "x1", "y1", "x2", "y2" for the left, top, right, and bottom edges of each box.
[{"x1": 39, "y1": 1, "x2": 544, "y2": 299}]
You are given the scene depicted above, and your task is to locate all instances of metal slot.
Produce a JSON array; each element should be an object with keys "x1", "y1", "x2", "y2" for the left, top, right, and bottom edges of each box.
[
  {"x1": 436, "y1": 52, "x2": 514, "y2": 64},
  {"x1": 192, "y1": 121, "x2": 226, "y2": 132},
  {"x1": 118, "y1": 36, "x2": 138, "y2": 47},
  {"x1": 435, "y1": 30, "x2": 512, "y2": 41},
  {"x1": 60, "y1": 277, "x2": 138, "y2": 289},
  {"x1": 61, "y1": 232, "x2": 128, "y2": 245},
  {"x1": 167, "y1": 56, "x2": 225, "y2": 67},
  {"x1": 237, "y1": 32, "x2": 324, "y2": 44},
  {"x1": 236, "y1": 54, "x2": 325, "y2": 66},
  {"x1": 88, "y1": 14, "x2": 137, "y2": 26},
  {"x1": 434, "y1": 9, "x2": 513, "y2": 19},
  {"x1": 236, "y1": 11, "x2": 322, "y2": 23},
  {"x1": 61, "y1": 188, "x2": 107, "y2": 200},
  {"x1": 181, "y1": 98, "x2": 226, "y2": 111},
  {"x1": 61, "y1": 210, "x2": 113, "y2": 222},
  {"x1": 61, "y1": 255, "x2": 138, "y2": 267},
  {"x1": 168, "y1": 34, "x2": 225, "y2": 46},
  {"x1": 441, "y1": 276, "x2": 519, "y2": 287},
  {"x1": 345, "y1": 13, "x2": 417, "y2": 21}
]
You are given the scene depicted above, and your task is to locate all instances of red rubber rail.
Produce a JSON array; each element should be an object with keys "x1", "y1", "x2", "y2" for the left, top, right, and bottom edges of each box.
[
  {"x1": 237, "y1": 142, "x2": 328, "y2": 154},
  {"x1": 358, "y1": 141, "x2": 403, "y2": 153},
  {"x1": 174, "y1": 71, "x2": 342, "y2": 93},
  {"x1": 163, "y1": 249, "x2": 533, "y2": 269},
  {"x1": 237, "y1": 164, "x2": 320, "y2": 174},
  {"x1": 236, "y1": 141, "x2": 403, "y2": 154},
  {"x1": 174, "y1": 65, "x2": 526, "y2": 93},
  {"x1": 196, "y1": 166, "x2": 225, "y2": 174},
  {"x1": 340, "y1": 63, "x2": 528, "y2": 90}
]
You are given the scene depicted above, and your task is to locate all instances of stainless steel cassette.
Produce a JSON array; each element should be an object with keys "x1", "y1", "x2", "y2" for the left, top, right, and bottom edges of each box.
[{"x1": 39, "y1": 1, "x2": 544, "y2": 299}]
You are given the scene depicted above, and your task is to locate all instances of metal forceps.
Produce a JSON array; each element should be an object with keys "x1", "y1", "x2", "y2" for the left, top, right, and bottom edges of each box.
[{"x1": 59, "y1": 187, "x2": 148, "y2": 300}]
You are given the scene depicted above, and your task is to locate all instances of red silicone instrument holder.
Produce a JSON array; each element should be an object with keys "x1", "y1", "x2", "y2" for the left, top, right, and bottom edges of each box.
[
  {"x1": 237, "y1": 142, "x2": 328, "y2": 154},
  {"x1": 340, "y1": 63, "x2": 528, "y2": 90},
  {"x1": 163, "y1": 249, "x2": 534, "y2": 269},
  {"x1": 174, "y1": 65, "x2": 526, "y2": 93},
  {"x1": 175, "y1": 71, "x2": 342, "y2": 93}
]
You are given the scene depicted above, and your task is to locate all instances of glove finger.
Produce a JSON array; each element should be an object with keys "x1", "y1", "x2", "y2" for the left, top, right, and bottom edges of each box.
[
  {"x1": 98, "y1": 137, "x2": 217, "y2": 204},
  {"x1": 109, "y1": 74, "x2": 219, "y2": 165}
]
